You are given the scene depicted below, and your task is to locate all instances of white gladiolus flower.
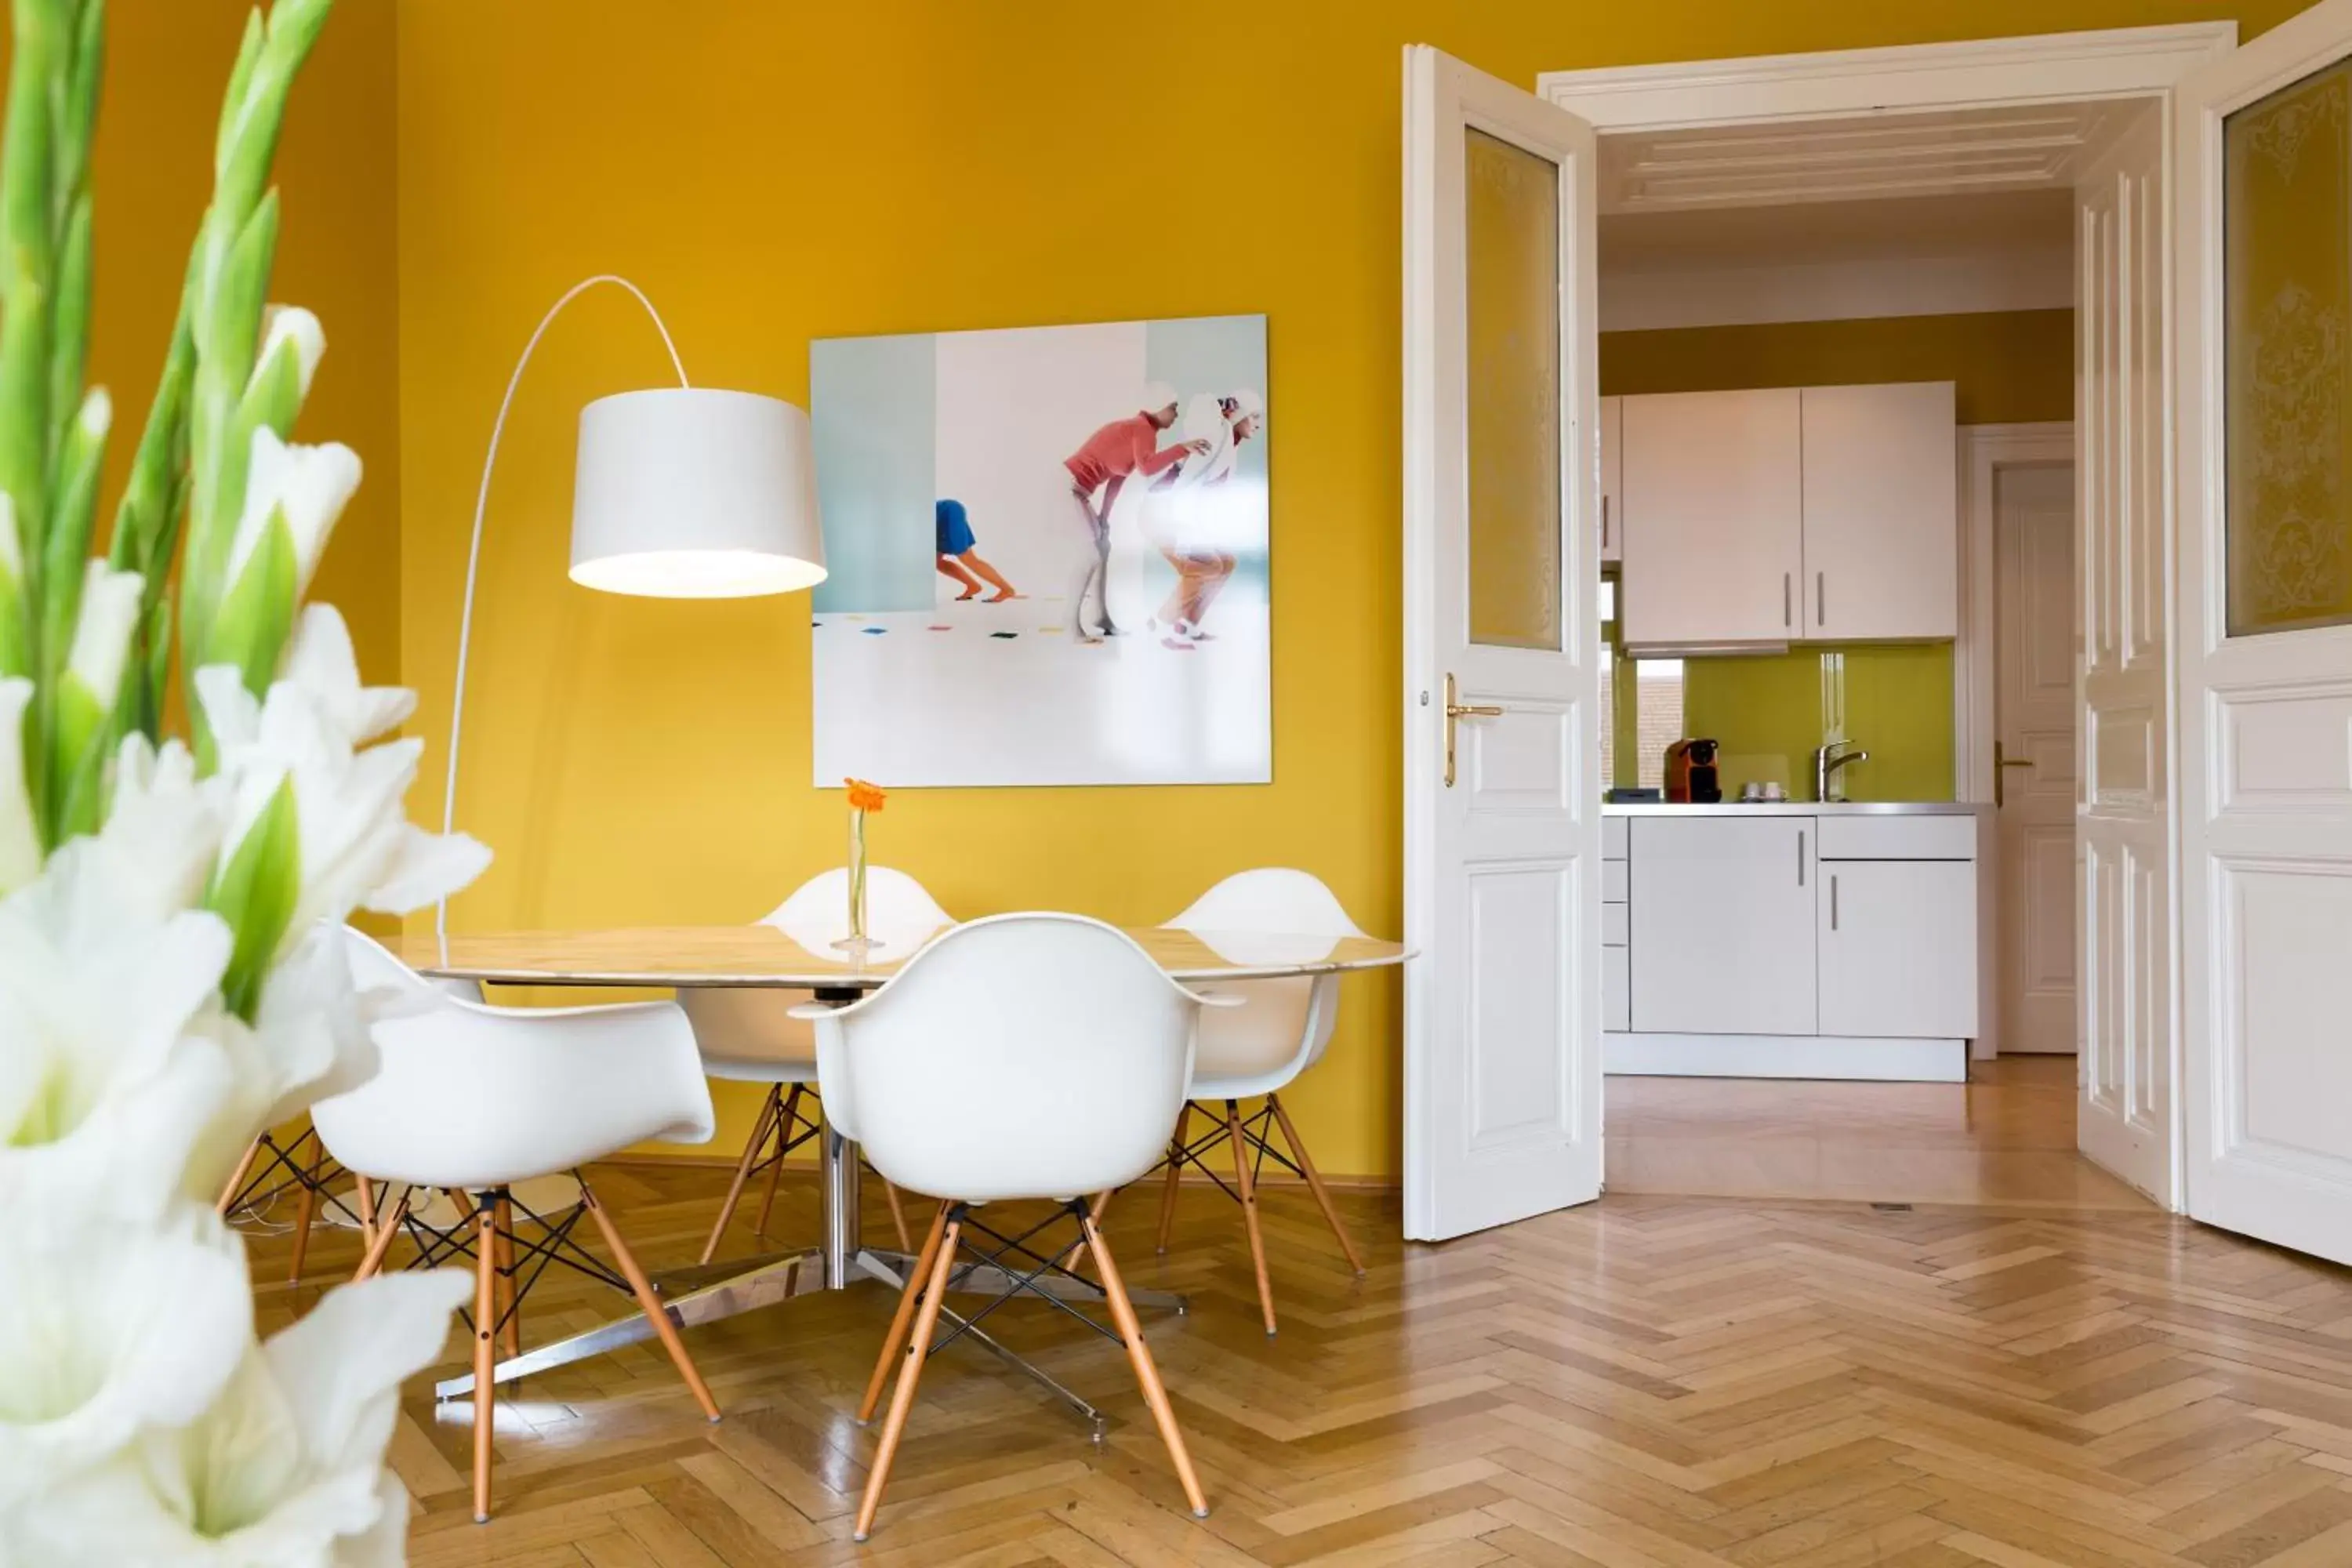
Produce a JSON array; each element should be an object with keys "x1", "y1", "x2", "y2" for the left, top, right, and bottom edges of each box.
[
  {"x1": 253, "y1": 305, "x2": 325, "y2": 403},
  {"x1": 0, "y1": 678, "x2": 38, "y2": 895},
  {"x1": 0, "y1": 1208, "x2": 253, "y2": 1511},
  {"x1": 102, "y1": 735, "x2": 234, "y2": 924},
  {"x1": 223, "y1": 427, "x2": 361, "y2": 607},
  {"x1": 0, "y1": 834, "x2": 242, "y2": 1223},
  {"x1": 283, "y1": 604, "x2": 415, "y2": 749},
  {"x1": 180, "y1": 926, "x2": 384, "y2": 1200},
  {"x1": 64, "y1": 561, "x2": 144, "y2": 710},
  {"x1": 198, "y1": 659, "x2": 488, "y2": 970},
  {"x1": 8, "y1": 1271, "x2": 471, "y2": 1566}
]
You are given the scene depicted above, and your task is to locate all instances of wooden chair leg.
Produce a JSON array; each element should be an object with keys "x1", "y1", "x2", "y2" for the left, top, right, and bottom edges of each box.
[
  {"x1": 1156, "y1": 1103, "x2": 1193, "y2": 1254},
  {"x1": 1269, "y1": 1094, "x2": 1364, "y2": 1276},
  {"x1": 1227, "y1": 1099, "x2": 1276, "y2": 1336},
  {"x1": 581, "y1": 1180, "x2": 721, "y2": 1424},
  {"x1": 352, "y1": 1188, "x2": 411, "y2": 1282},
  {"x1": 880, "y1": 1172, "x2": 913, "y2": 1253},
  {"x1": 1083, "y1": 1209, "x2": 1210, "y2": 1519},
  {"x1": 470, "y1": 1196, "x2": 499, "y2": 1523},
  {"x1": 854, "y1": 1211, "x2": 960, "y2": 1542},
  {"x1": 754, "y1": 1083, "x2": 802, "y2": 1238},
  {"x1": 286, "y1": 1142, "x2": 323, "y2": 1286},
  {"x1": 354, "y1": 1174, "x2": 378, "y2": 1251},
  {"x1": 216, "y1": 1137, "x2": 263, "y2": 1214},
  {"x1": 700, "y1": 1084, "x2": 780, "y2": 1265},
  {"x1": 493, "y1": 1192, "x2": 521, "y2": 1361},
  {"x1": 858, "y1": 1202, "x2": 949, "y2": 1423}
]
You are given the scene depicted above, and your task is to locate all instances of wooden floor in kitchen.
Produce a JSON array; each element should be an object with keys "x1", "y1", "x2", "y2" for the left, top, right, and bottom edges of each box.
[{"x1": 241, "y1": 1060, "x2": 2352, "y2": 1567}]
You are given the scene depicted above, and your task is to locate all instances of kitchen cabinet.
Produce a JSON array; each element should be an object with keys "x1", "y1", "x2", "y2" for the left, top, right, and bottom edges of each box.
[
  {"x1": 1799, "y1": 383, "x2": 1958, "y2": 640},
  {"x1": 1598, "y1": 395, "x2": 1622, "y2": 564},
  {"x1": 1628, "y1": 815, "x2": 1817, "y2": 1036},
  {"x1": 1619, "y1": 389, "x2": 1802, "y2": 648},
  {"x1": 1817, "y1": 858, "x2": 1978, "y2": 1037}
]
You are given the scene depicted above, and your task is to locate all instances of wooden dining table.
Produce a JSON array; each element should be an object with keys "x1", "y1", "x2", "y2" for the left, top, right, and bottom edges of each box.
[{"x1": 405, "y1": 921, "x2": 1410, "y2": 1433}]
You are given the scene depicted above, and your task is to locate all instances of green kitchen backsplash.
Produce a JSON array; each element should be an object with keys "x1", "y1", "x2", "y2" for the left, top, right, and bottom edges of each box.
[{"x1": 1684, "y1": 644, "x2": 1955, "y2": 802}]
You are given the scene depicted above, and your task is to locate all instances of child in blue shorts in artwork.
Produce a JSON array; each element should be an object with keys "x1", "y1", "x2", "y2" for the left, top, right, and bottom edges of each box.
[{"x1": 935, "y1": 498, "x2": 1020, "y2": 602}]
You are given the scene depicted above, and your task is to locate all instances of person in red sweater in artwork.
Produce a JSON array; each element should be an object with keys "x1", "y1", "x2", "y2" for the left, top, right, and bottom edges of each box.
[{"x1": 1062, "y1": 382, "x2": 1209, "y2": 643}]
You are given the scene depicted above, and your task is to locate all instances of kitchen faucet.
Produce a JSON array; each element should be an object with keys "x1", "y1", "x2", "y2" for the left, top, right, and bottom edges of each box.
[{"x1": 1813, "y1": 739, "x2": 1870, "y2": 801}]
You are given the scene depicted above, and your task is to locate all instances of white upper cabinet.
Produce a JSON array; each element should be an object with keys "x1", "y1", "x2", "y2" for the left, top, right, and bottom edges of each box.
[
  {"x1": 1798, "y1": 382, "x2": 1958, "y2": 641},
  {"x1": 1598, "y1": 395, "x2": 1622, "y2": 564},
  {"x1": 1619, "y1": 388, "x2": 1802, "y2": 648}
]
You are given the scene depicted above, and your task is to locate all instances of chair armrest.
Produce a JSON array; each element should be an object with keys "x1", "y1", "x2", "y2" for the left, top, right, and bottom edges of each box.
[
  {"x1": 786, "y1": 1001, "x2": 843, "y2": 1022},
  {"x1": 1192, "y1": 989, "x2": 1248, "y2": 1009}
]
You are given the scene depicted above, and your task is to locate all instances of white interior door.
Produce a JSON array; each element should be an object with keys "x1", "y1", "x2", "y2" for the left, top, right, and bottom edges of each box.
[
  {"x1": 2074, "y1": 103, "x2": 2175, "y2": 1203},
  {"x1": 1403, "y1": 45, "x2": 1602, "y2": 1241},
  {"x1": 1994, "y1": 462, "x2": 2079, "y2": 1054},
  {"x1": 2176, "y1": 0, "x2": 2352, "y2": 1267}
]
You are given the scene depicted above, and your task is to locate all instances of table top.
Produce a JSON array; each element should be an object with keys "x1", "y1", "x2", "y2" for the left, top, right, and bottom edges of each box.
[{"x1": 402, "y1": 924, "x2": 1412, "y2": 990}]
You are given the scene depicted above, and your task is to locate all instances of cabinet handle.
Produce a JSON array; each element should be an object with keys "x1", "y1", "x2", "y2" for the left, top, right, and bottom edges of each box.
[
  {"x1": 1831, "y1": 873, "x2": 1839, "y2": 931},
  {"x1": 1817, "y1": 571, "x2": 1826, "y2": 627},
  {"x1": 1601, "y1": 494, "x2": 1610, "y2": 550},
  {"x1": 1798, "y1": 829, "x2": 1806, "y2": 886},
  {"x1": 1783, "y1": 572, "x2": 1792, "y2": 628}
]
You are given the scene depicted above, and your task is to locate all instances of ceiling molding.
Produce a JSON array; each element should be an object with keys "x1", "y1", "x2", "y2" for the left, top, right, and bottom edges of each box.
[
  {"x1": 1599, "y1": 101, "x2": 2140, "y2": 212},
  {"x1": 1539, "y1": 23, "x2": 2235, "y2": 132}
]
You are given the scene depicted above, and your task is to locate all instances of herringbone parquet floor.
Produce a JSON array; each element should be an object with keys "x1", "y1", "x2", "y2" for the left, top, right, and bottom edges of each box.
[{"x1": 241, "y1": 1098, "x2": 2352, "y2": 1566}]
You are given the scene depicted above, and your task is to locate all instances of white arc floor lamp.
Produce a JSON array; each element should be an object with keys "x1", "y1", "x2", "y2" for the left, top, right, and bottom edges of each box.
[{"x1": 435, "y1": 274, "x2": 827, "y2": 962}]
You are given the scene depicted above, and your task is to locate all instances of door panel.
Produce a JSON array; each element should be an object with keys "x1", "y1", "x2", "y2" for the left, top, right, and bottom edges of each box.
[
  {"x1": 1403, "y1": 45, "x2": 1602, "y2": 1241},
  {"x1": 2178, "y1": 0, "x2": 2352, "y2": 1265},
  {"x1": 1628, "y1": 816, "x2": 1817, "y2": 1036},
  {"x1": 1996, "y1": 462, "x2": 2079, "y2": 1054},
  {"x1": 2076, "y1": 101, "x2": 2174, "y2": 1202}
]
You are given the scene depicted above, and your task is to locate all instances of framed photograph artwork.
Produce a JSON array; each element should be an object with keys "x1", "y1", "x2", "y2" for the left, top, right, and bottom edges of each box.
[{"x1": 809, "y1": 314, "x2": 1269, "y2": 786}]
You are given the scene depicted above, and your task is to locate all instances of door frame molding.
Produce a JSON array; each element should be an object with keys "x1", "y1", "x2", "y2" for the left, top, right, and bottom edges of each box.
[
  {"x1": 1537, "y1": 24, "x2": 2234, "y2": 128},
  {"x1": 1957, "y1": 423, "x2": 2076, "y2": 808},
  {"x1": 1540, "y1": 27, "x2": 2233, "y2": 1216}
]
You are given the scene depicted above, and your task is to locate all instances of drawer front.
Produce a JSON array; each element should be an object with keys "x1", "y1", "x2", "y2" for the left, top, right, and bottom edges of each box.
[
  {"x1": 1602, "y1": 946, "x2": 1629, "y2": 1033},
  {"x1": 1602, "y1": 902, "x2": 1629, "y2": 947},
  {"x1": 1602, "y1": 859, "x2": 1629, "y2": 903},
  {"x1": 1603, "y1": 816, "x2": 1628, "y2": 860},
  {"x1": 1816, "y1": 814, "x2": 1975, "y2": 862}
]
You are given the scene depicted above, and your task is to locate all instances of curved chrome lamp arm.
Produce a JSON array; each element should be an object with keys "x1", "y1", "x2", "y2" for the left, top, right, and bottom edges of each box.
[{"x1": 436, "y1": 275, "x2": 690, "y2": 964}]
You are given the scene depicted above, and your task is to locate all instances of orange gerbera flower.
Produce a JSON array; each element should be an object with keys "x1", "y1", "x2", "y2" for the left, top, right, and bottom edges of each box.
[{"x1": 845, "y1": 778, "x2": 887, "y2": 812}]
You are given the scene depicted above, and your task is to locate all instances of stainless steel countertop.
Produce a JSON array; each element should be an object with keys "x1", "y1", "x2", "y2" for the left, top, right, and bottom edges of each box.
[{"x1": 1601, "y1": 800, "x2": 1987, "y2": 817}]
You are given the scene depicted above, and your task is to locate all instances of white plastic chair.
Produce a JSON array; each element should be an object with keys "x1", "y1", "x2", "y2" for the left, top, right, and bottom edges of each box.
[
  {"x1": 798, "y1": 913, "x2": 1230, "y2": 1540},
  {"x1": 1152, "y1": 868, "x2": 1369, "y2": 1335},
  {"x1": 315, "y1": 927, "x2": 723, "y2": 1525},
  {"x1": 678, "y1": 866, "x2": 952, "y2": 1261}
]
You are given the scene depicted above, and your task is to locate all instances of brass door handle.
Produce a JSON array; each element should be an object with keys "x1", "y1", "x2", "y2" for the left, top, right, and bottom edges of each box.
[
  {"x1": 1444, "y1": 673, "x2": 1504, "y2": 788},
  {"x1": 1994, "y1": 741, "x2": 2034, "y2": 806}
]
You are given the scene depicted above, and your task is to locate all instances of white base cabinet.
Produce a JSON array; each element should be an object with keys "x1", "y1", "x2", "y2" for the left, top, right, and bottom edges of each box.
[
  {"x1": 1628, "y1": 815, "x2": 1817, "y2": 1036},
  {"x1": 1611, "y1": 808, "x2": 1984, "y2": 1080},
  {"x1": 1818, "y1": 859, "x2": 1978, "y2": 1039}
]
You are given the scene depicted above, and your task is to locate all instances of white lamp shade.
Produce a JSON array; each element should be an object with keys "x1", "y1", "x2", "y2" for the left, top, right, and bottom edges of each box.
[{"x1": 569, "y1": 387, "x2": 827, "y2": 597}]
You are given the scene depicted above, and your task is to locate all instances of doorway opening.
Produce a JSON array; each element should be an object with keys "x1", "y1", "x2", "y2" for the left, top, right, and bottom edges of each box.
[{"x1": 1577, "y1": 87, "x2": 2147, "y2": 1204}]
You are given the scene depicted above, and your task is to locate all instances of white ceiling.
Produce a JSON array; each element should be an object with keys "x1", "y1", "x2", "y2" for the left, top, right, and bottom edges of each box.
[
  {"x1": 1599, "y1": 100, "x2": 2141, "y2": 213},
  {"x1": 1602, "y1": 188, "x2": 2074, "y2": 271}
]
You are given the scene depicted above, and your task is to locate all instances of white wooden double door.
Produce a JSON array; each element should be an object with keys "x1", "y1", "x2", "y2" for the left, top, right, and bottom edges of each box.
[{"x1": 1402, "y1": 14, "x2": 2352, "y2": 1266}]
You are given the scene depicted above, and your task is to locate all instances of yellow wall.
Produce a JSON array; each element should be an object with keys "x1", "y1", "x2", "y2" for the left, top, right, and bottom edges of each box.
[
  {"x1": 66, "y1": 0, "x2": 401, "y2": 687},
  {"x1": 394, "y1": 6, "x2": 2305, "y2": 1179},
  {"x1": 1602, "y1": 309, "x2": 2075, "y2": 802}
]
